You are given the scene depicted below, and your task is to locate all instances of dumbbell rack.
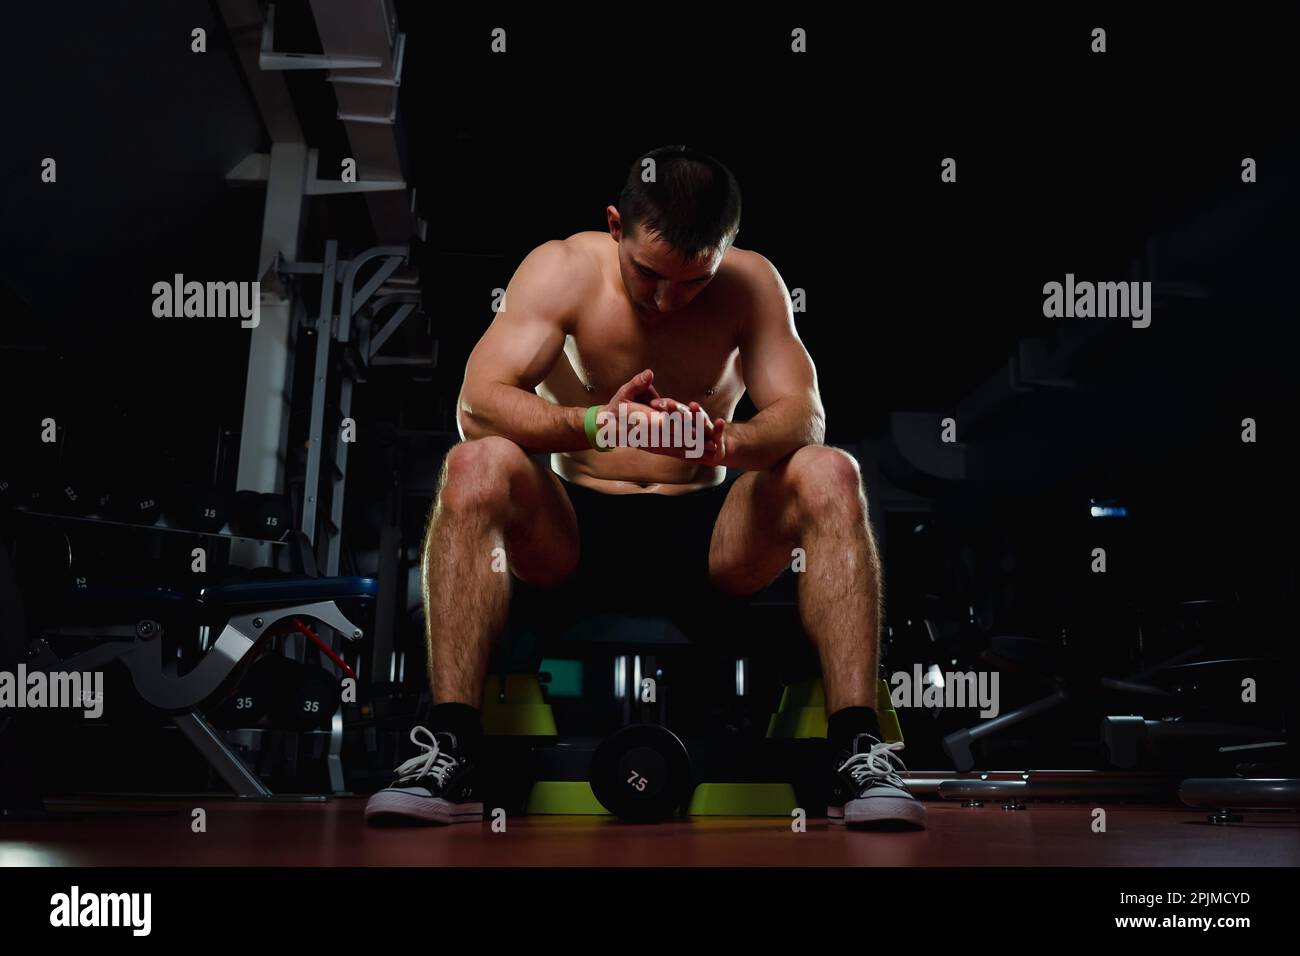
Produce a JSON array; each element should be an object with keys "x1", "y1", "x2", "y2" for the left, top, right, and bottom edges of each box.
[
  {"x1": 24, "y1": 588, "x2": 368, "y2": 800},
  {"x1": 272, "y1": 240, "x2": 429, "y2": 683},
  {"x1": 272, "y1": 240, "x2": 426, "y2": 579},
  {"x1": 10, "y1": 507, "x2": 294, "y2": 546}
]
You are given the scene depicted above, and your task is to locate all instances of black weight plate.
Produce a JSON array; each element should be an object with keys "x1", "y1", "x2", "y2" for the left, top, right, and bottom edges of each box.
[
  {"x1": 590, "y1": 723, "x2": 692, "y2": 823},
  {"x1": 271, "y1": 661, "x2": 342, "y2": 731},
  {"x1": 619, "y1": 747, "x2": 668, "y2": 799},
  {"x1": 207, "y1": 653, "x2": 286, "y2": 729},
  {"x1": 164, "y1": 484, "x2": 233, "y2": 533}
]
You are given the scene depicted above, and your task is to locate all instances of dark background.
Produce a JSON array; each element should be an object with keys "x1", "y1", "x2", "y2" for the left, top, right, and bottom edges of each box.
[{"x1": 2, "y1": 5, "x2": 1297, "y2": 766}]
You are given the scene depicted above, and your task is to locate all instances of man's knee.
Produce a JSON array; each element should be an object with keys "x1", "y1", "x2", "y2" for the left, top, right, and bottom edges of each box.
[
  {"x1": 438, "y1": 436, "x2": 530, "y2": 516},
  {"x1": 785, "y1": 445, "x2": 865, "y2": 523}
]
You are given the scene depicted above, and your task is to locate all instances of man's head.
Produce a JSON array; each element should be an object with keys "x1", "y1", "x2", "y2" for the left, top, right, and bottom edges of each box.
[{"x1": 608, "y1": 145, "x2": 742, "y2": 314}]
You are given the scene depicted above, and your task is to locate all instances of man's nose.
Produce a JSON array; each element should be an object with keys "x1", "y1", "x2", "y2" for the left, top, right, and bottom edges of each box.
[{"x1": 654, "y1": 283, "x2": 678, "y2": 310}]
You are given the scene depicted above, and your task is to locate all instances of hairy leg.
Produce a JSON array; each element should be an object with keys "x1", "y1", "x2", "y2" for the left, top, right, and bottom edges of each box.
[
  {"x1": 422, "y1": 437, "x2": 578, "y2": 705},
  {"x1": 709, "y1": 446, "x2": 881, "y2": 712}
]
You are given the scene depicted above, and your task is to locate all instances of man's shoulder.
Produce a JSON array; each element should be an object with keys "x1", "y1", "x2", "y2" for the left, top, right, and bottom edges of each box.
[
  {"x1": 714, "y1": 246, "x2": 785, "y2": 313},
  {"x1": 522, "y1": 232, "x2": 602, "y2": 268},
  {"x1": 512, "y1": 234, "x2": 604, "y2": 305},
  {"x1": 721, "y1": 245, "x2": 778, "y2": 282},
  {"x1": 553, "y1": 231, "x2": 610, "y2": 271}
]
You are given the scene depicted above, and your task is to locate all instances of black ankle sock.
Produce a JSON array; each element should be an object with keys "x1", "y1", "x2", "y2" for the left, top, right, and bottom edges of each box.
[
  {"x1": 827, "y1": 706, "x2": 881, "y2": 752},
  {"x1": 428, "y1": 703, "x2": 483, "y2": 754}
]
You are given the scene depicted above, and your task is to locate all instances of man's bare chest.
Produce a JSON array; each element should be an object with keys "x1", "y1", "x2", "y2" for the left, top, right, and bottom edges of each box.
[{"x1": 559, "y1": 322, "x2": 741, "y2": 405}]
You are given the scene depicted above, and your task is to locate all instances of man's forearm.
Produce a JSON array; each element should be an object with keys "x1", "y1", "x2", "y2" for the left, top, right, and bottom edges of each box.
[
  {"x1": 724, "y1": 396, "x2": 826, "y2": 471},
  {"x1": 459, "y1": 383, "x2": 590, "y2": 453}
]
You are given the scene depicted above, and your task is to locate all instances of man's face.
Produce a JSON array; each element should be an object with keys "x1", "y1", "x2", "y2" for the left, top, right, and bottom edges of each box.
[{"x1": 610, "y1": 211, "x2": 724, "y2": 315}]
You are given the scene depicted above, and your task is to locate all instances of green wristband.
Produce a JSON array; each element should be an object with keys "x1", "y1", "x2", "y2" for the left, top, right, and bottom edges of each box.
[{"x1": 584, "y1": 404, "x2": 612, "y2": 452}]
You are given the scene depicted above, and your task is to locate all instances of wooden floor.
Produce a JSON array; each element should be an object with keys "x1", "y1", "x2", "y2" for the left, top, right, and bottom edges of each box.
[{"x1": 3, "y1": 799, "x2": 1298, "y2": 866}]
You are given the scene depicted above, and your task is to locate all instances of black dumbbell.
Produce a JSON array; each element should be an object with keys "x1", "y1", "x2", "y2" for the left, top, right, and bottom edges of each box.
[
  {"x1": 89, "y1": 486, "x2": 113, "y2": 517},
  {"x1": 0, "y1": 474, "x2": 24, "y2": 512},
  {"x1": 102, "y1": 476, "x2": 162, "y2": 526},
  {"x1": 207, "y1": 653, "x2": 287, "y2": 729},
  {"x1": 10, "y1": 531, "x2": 74, "y2": 603},
  {"x1": 256, "y1": 493, "x2": 292, "y2": 540},
  {"x1": 46, "y1": 421, "x2": 114, "y2": 517},
  {"x1": 0, "y1": 428, "x2": 24, "y2": 511},
  {"x1": 45, "y1": 472, "x2": 107, "y2": 518},
  {"x1": 232, "y1": 491, "x2": 292, "y2": 540},
  {"x1": 47, "y1": 478, "x2": 85, "y2": 516},
  {"x1": 16, "y1": 423, "x2": 61, "y2": 514},
  {"x1": 272, "y1": 661, "x2": 342, "y2": 732},
  {"x1": 118, "y1": 490, "x2": 162, "y2": 526},
  {"x1": 164, "y1": 483, "x2": 233, "y2": 533},
  {"x1": 17, "y1": 477, "x2": 49, "y2": 513},
  {"x1": 590, "y1": 723, "x2": 693, "y2": 823},
  {"x1": 67, "y1": 543, "x2": 104, "y2": 595}
]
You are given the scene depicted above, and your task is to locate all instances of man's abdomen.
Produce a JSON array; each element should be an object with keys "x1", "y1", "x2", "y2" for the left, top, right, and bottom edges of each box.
[{"x1": 553, "y1": 449, "x2": 726, "y2": 495}]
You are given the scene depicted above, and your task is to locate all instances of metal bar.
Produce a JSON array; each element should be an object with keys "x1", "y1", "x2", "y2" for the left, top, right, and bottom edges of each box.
[
  {"x1": 358, "y1": 305, "x2": 372, "y2": 369},
  {"x1": 171, "y1": 711, "x2": 272, "y2": 798},
  {"x1": 278, "y1": 298, "x2": 304, "y2": 491},
  {"x1": 367, "y1": 292, "x2": 420, "y2": 310},
  {"x1": 1180, "y1": 778, "x2": 1300, "y2": 809},
  {"x1": 938, "y1": 779, "x2": 1028, "y2": 800},
  {"x1": 352, "y1": 256, "x2": 404, "y2": 321},
  {"x1": 942, "y1": 689, "x2": 1070, "y2": 771},
  {"x1": 301, "y1": 240, "x2": 338, "y2": 547},
  {"x1": 327, "y1": 705, "x2": 347, "y2": 794},
  {"x1": 232, "y1": 141, "x2": 307, "y2": 569},
  {"x1": 368, "y1": 302, "x2": 416, "y2": 358},
  {"x1": 307, "y1": 178, "x2": 407, "y2": 195},
  {"x1": 327, "y1": 32, "x2": 406, "y2": 86},
  {"x1": 370, "y1": 356, "x2": 435, "y2": 367},
  {"x1": 325, "y1": 376, "x2": 354, "y2": 575},
  {"x1": 337, "y1": 246, "x2": 408, "y2": 345},
  {"x1": 225, "y1": 152, "x2": 272, "y2": 183},
  {"x1": 370, "y1": 474, "x2": 401, "y2": 686},
  {"x1": 278, "y1": 261, "x2": 324, "y2": 275},
  {"x1": 214, "y1": 0, "x2": 303, "y2": 144},
  {"x1": 304, "y1": 147, "x2": 404, "y2": 195},
  {"x1": 337, "y1": 107, "x2": 397, "y2": 125}
]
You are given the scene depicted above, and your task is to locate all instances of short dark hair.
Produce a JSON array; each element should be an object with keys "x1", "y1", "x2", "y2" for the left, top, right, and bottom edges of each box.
[{"x1": 617, "y1": 145, "x2": 741, "y2": 260}]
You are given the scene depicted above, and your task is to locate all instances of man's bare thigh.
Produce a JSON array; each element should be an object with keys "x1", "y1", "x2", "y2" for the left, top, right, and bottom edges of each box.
[
  {"x1": 504, "y1": 455, "x2": 580, "y2": 586},
  {"x1": 707, "y1": 469, "x2": 800, "y2": 596}
]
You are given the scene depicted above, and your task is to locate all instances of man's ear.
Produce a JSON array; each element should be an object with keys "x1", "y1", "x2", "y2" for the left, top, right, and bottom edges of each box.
[{"x1": 606, "y1": 205, "x2": 622, "y2": 240}]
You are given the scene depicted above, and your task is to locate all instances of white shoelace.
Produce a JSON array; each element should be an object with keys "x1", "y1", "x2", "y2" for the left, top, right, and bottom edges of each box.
[
  {"x1": 838, "y1": 739, "x2": 908, "y2": 790},
  {"x1": 393, "y1": 726, "x2": 458, "y2": 787}
]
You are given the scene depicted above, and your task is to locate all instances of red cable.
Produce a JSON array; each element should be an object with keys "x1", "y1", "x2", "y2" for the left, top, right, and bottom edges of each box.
[{"x1": 288, "y1": 617, "x2": 357, "y2": 681}]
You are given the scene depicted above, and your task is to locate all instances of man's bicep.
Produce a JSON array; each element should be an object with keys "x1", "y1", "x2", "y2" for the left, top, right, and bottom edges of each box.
[
  {"x1": 463, "y1": 242, "x2": 576, "y2": 392},
  {"x1": 740, "y1": 262, "x2": 820, "y2": 411},
  {"x1": 464, "y1": 308, "x2": 566, "y2": 392},
  {"x1": 743, "y1": 325, "x2": 818, "y2": 412}
]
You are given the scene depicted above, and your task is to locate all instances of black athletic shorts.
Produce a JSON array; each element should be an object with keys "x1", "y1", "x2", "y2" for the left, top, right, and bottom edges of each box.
[{"x1": 509, "y1": 472, "x2": 741, "y2": 634}]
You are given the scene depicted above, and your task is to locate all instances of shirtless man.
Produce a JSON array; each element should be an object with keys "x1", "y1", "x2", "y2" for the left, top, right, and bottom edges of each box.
[{"x1": 365, "y1": 146, "x2": 926, "y2": 829}]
